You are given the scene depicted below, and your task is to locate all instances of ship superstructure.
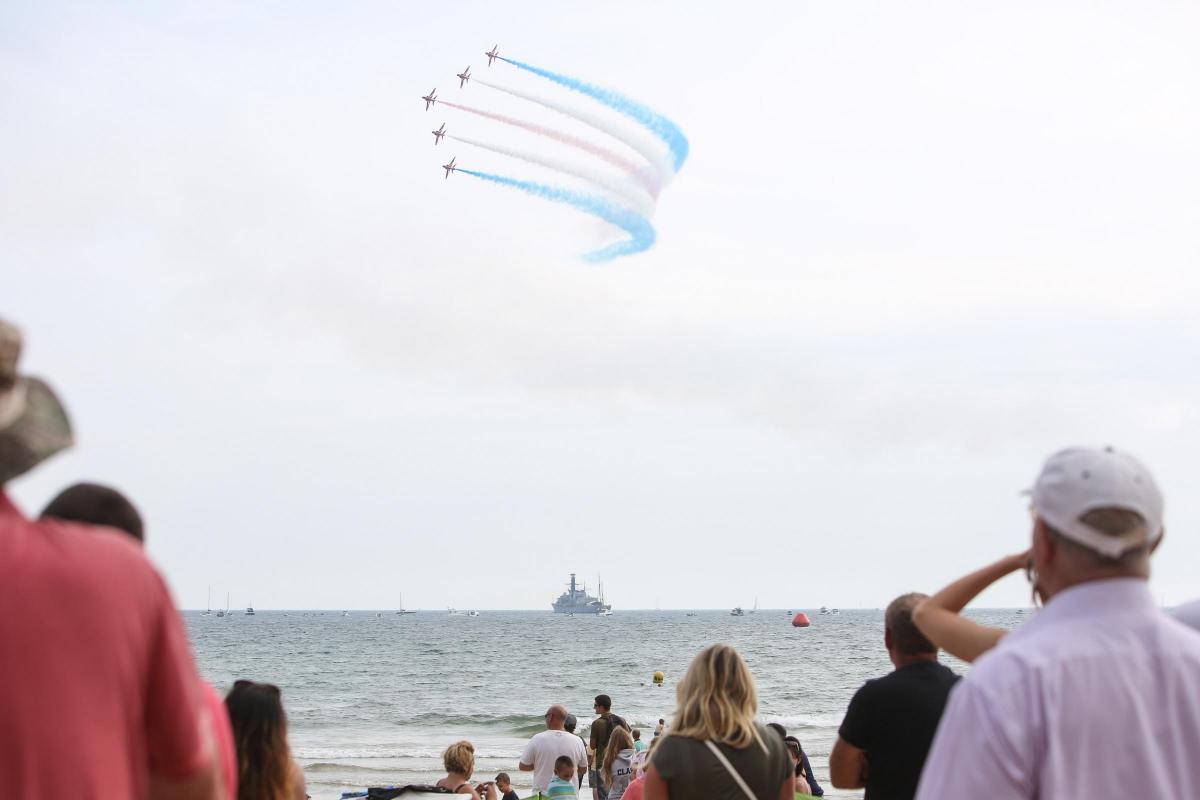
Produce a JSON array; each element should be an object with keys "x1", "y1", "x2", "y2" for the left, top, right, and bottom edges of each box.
[{"x1": 552, "y1": 573, "x2": 611, "y2": 614}]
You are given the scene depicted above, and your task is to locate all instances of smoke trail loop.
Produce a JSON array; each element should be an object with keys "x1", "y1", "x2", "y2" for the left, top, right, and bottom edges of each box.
[
  {"x1": 458, "y1": 169, "x2": 656, "y2": 262},
  {"x1": 439, "y1": 101, "x2": 638, "y2": 174},
  {"x1": 498, "y1": 57, "x2": 689, "y2": 172},
  {"x1": 475, "y1": 77, "x2": 673, "y2": 189},
  {"x1": 448, "y1": 134, "x2": 654, "y2": 217}
]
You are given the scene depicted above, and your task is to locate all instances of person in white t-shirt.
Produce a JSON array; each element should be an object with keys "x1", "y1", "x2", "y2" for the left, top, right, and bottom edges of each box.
[{"x1": 519, "y1": 704, "x2": 589, "y2": 793}]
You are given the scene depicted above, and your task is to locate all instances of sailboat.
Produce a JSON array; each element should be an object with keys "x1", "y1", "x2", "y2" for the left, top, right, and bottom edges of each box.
[
  {"x1": 245, "y1": 603, "x2": 255, "y2": 616},
  {"x1": 396, "y1": 593, "x2": 417, "y2": 615},
  {"x1": 749, "y1": 597, "x2": 758, "y2": 614},
  {"x1": 216, "y1": 592, "x2": 230, "y2": 618},
  {"x1": 203, "y1": 586, "x2": 211, "y2": 616},
  {"x1": 598, "y1": 579, "x2": 613, "y2": 616}
]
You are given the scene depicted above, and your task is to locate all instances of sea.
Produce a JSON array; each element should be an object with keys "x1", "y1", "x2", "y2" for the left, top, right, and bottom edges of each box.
[{"x1": 186, "y1": 608, "x2": 1027, "y2": 799}]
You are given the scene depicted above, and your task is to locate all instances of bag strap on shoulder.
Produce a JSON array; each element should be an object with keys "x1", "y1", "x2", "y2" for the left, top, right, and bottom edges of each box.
[{"x1": 704, "y1": 740, "x2": 759, "y2": 800}]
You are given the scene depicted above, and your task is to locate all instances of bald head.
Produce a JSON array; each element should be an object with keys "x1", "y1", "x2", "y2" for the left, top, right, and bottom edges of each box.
[{"x1": 545, "y1": 704, "x2": 568, "y2": 730}]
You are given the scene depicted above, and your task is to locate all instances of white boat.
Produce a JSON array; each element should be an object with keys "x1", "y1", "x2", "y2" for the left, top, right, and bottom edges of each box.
[
  {"x1": 245, "y1": 605, "x2": 255, "y2": 616},
  {"x1": 750, "y1": 597, "x2": 758, "y2": 614},
  {"x1": 731, "y1": 607, "x2": 745, "y2": 617},
  {"x1": 342, "y1": 611, "x2": 350, "y2": 617},
  {"x1": 216, "y1": 592, "x2": 230, "y2": 618},
  {"x1": 466, "y1": 610, "x2": 480, "y2": 617},
  {"x1": 397, "y1": 593, "x2": 417, "y2": 615},
  {"x1": 686, "y1": 612, "x2": 697, "y2": 617},
  {"x1": 820, "y1": 606, "x2": 830, "y2": 615},
  {"x1": 447, "y1": 608, "x2": 462, "y2": 615}
]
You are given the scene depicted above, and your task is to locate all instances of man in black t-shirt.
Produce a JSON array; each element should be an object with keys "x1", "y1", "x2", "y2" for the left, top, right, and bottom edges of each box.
[{"x1": 830, "y1": 592, "x2": 959, "y2": 800}]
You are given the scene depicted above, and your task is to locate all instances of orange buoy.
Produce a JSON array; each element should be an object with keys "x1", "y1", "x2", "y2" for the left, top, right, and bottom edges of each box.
[{"x1": 791, "y1": 612, "x2": 811, "y2": 628}]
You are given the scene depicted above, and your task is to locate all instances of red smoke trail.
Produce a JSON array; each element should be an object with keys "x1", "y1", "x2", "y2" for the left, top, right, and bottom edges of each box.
[{"x1": 438, "y1": 100, "x2": 659, "y2": 198}]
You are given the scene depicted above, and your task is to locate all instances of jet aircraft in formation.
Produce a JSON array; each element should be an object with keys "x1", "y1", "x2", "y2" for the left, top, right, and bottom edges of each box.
[
  {"x1": 457, "y1": 66, "x2": 472, "y2": 88},
  {"x1": 484, "y1": 45, "x2": 500, "y2": 66},
  {"x1": 422, "y1": 89, "x2": 438, "y2": 111},
  {"x1": 442, "y1": 157, "x2": 457, "y2": 179},
  {"x1": 432, "y1": 123, "x2": 446, "y2": 145}
]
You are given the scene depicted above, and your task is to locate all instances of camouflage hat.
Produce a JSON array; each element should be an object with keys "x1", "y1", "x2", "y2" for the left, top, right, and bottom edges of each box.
[{"x1": 0, "y1": 320, "x2": 73, "y2": 484}]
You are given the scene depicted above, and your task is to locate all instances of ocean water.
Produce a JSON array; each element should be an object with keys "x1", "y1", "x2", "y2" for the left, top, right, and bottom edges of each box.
[{"x1": 187, "y1": 608, "x2": 1026, "y2": 799}]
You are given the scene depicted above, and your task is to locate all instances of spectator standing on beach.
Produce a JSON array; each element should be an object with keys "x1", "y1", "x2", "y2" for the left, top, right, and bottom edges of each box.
[
  {"x1": 652, "y1": 719, "x2": 665, "y2": 739},
  {"x1": 602, "y1": 727, "x2": 637, "y2": 800},
  {"x1": 225, "y1": 680, "x2": 307, "y2": 800},
  {"x1": 783, "y1": 738, "x2": 812, "y2": 796},
  {"x1": 547, "y1": 756, "x2": 580, "y2": 799},
  {"x1": 766, "y1": 724, "x2": 823, "y2": 797},
  {"x1": 0, "y1": 319, "x2": 220, "y2": 799},
  {"x1": 918, "y1": 447, "x2": 1200, "y2": 799},
  {"x1": 910, "y1": 551, "x2": 1033, "y2": 663},
  {"x1": 624, "y1": 734, "x2": 661, "y2": 799},
  {"x1": 830, "y1": 592, "x2": 958, "y2": 799},
  {"x1": 41, "y1": 482, "x2": 239, "y2": 800},
  {"x1": 433, "y1": 740, "x2": 498, "y2": 800},
  {"x1": 494, "y1": 773, "x2": 519, "y2": 800},
  {"x1": 644, "y1": 644, "x2": 792, "y2": 800},
  {"x1": 632, "y1": 729, "x2": 647, "y2": 752},
  {"x1": 520, "y1": 704, "x2": 589, "y2": 794},
  {"x1": 589, "y1": 694, "x2": 628, "y2": 800},
  {"x1": 566, "y1": 713, "x2": 587, "y2": 789}
]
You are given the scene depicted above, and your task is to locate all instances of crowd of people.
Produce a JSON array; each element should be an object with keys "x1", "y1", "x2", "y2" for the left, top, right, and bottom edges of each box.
[{"x1": 4, "y1": 313, "x2": 1200, "y2": 800}]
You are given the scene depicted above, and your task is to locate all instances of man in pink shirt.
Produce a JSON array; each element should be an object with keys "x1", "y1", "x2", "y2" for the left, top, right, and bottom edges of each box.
[
  {"x1": 40, "y1": 482, "x2": 239, "y2": 800},
  {"x1": 0, "y1": 319, "x2": 221, "y2": 799},
  {"x1": 917, "y1": 446, "x2": 1200, "y2": 799}
]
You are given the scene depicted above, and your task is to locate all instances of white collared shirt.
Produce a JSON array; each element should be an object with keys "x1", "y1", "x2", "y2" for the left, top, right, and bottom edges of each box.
[{"x1": 917, "y1": 578, "x2": 1200, "y2": 799}]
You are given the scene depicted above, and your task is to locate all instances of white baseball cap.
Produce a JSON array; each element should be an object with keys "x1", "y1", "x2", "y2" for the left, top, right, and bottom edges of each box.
[{"x1": 1030, "y1": 446, "x2": 1164, "y2": 559}]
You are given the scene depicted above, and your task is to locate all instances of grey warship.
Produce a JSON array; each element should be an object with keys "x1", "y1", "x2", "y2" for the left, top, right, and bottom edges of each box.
[{"x1": 552, "y1": 573, "x2": 611, "y2": 614}]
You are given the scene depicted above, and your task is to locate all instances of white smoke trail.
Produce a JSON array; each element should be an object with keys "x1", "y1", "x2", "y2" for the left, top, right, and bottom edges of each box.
[
  {"x1": 448, "y1": 134, "x2": 656, "y2": 217},
  {"x1": 474, "y1": 78, "x2": 674, "y2": 189}
]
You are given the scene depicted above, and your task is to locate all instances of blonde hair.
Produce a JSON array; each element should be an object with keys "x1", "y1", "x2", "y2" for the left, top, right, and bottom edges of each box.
[
  {"x1": 442, "y1": 740, "x2": 475, "y2": 776},
  {"x1": 669, "y1": 643, "x2": 762, "y2": 749},
  {"x1": 602, "y1": 725, "x2": 635, "y2": 787}
]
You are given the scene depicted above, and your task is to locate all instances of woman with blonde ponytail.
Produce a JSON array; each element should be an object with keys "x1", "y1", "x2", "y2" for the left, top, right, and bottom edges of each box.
[{"x1": 644, "y1": 644, "x2": 793, "y2": 800}]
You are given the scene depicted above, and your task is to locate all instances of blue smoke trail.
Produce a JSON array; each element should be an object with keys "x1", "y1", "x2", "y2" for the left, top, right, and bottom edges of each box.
[
  {"x1": 498, "y1": 57, "x2": 689, "y2": 173},
  {"x1": 459, "y1": 169, "x2": 656, "y2": 262}
]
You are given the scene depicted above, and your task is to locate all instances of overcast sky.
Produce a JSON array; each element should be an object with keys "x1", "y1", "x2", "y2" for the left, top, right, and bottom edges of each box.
[{"x1": 5, "y1": 1, "x2": 1199, "y2": 611}]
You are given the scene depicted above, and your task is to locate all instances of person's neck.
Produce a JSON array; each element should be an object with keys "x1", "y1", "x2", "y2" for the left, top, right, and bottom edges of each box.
[
  {"x1": 445, "y1": 771, "x2": 471, "y2": 787},
  {"x1": 1043, "y1": 569, "x2": 1148, "y2": 602},
  {"x1": 891, "y1": 651, "x2": 938, "y2": 669}
]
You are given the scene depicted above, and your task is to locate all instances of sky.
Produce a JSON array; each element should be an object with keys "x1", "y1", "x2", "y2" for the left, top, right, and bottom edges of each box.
[{"x1": 4, "y1": 1, "x2": 1199, "y2": 611}]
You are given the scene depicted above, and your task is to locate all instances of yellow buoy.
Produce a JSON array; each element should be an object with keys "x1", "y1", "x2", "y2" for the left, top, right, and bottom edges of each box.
[{"x1": 653, "y1": 671, "x2": 665, "y2": 685}]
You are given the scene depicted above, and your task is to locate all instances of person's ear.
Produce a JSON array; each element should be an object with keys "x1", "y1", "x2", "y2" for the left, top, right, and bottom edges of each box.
[
  {"x1": 1150, "y1": 528, "x2": 1165, "y2": 555},
  {"x1": 1033, "y1": 518, "x2": 1054, "y2": 566}
]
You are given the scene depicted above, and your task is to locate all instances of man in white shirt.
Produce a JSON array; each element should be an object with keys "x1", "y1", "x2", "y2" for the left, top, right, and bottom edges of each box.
[
  {"x1": 519, "y1": 704, "x2": 589, "y2": 793},
  {"x1": 917, "y1": 446, "x2": 1200, "y2": 799}
]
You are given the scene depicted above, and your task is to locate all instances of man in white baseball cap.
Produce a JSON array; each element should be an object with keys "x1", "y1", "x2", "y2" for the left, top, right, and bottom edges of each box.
[{"x1": 918, "y1": 446, "x2": 1200, "y2": 800}]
